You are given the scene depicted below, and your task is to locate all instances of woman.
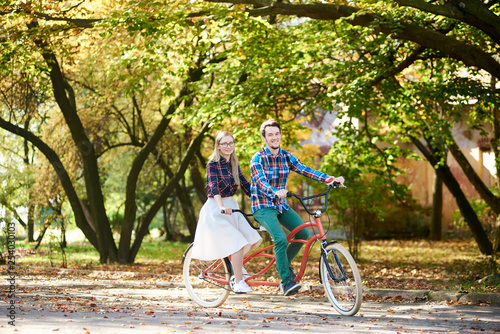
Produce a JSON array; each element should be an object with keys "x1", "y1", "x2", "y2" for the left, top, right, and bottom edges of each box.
[{"x1": 191, "y1": 131, "x2": 262, "y2": 293}]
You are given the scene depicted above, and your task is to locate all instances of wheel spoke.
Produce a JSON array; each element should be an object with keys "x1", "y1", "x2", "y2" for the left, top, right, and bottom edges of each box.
[{"x1": 183, "y1": 245, "x2": 231, "y2": 307}]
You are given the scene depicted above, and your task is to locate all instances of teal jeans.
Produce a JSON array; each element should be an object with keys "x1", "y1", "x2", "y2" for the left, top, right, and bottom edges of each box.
[{"x1": 253, "y1": 207, "x2": 309, "y2": 286}]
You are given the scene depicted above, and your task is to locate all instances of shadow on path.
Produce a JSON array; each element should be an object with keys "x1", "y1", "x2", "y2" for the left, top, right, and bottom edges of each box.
[{"x1": 2, "y1": 275, "x2": 499, "y2": 333}]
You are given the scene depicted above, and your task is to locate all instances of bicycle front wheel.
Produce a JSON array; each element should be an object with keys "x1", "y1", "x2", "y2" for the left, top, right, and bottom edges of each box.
[
  {"x1": 182, "y1": 244, "x2": 231, "y2": 308},
  {"x1": 319, "y1": 242, "x2": 362, "y2": 316}
]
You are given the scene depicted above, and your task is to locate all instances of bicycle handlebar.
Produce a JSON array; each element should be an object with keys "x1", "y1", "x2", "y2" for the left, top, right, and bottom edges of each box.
[
  {"x1": 283, "y1": 181, "x2": 341, "y2": 216},
  {"x1": 221, "y1": 182, "x2": 342, "y2": 221},
  {"x1": 221, "y1": 208, "x2": 260, "y2": 230},
  {"x1": 274, "y1": 181, "x2": 341, "y2": 201}
]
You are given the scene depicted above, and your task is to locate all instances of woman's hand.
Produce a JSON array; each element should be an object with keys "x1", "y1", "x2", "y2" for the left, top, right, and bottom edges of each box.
[{"x1": 221, "y1": 207, "x2": 232, "y2": 215}]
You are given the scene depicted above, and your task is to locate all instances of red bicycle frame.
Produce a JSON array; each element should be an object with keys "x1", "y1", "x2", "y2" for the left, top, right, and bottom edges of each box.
[{"x1": 206, "y1": 184, "x2": 339, "y2": 287}]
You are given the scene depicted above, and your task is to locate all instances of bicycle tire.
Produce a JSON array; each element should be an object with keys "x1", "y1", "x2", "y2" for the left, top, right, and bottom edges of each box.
[
  {"x1": 319, "y1": 242, "x2": 362, "y2": 316},
  {"x1": 182, "y1": 244, "x2": 231, "y2": 307}
]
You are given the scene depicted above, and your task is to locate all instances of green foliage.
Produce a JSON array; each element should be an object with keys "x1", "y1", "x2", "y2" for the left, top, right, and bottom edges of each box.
[
  {"x1": 319, "y1": 108, "x2": 418, "y2": 257},
  {"x1": 2, "y1": 0, "x2": 499, "y2": 261}
]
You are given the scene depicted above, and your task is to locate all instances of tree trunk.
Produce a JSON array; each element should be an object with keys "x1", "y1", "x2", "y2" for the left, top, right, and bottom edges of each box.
[
  {"x1": 118, "y1": 84, "x2": 190, "y2": 263},
  {"x1": 176, "y1": 178, "x2": 197, "y2": 239},
  {"x1": 495, "y1": 214, "x2": 500, "y2": 253},
  {"x1": 491, "y1": 78, "x2": 500, "y2": 253},
  {"x1": 412, "y1": 137, "x2": 493, "y2": 254},
  {"x1": 83, "y1": 160, "x2": 117, "y2": 263},
  {"x1": 28, "y1": 20, "x2": 115, "y2": 262},
  {"x1": 435, "y1": 162, "x2": 492, "y2": 254},
  {"x1": 190, "y1": 158, "x2": 207, "y2": 204},
  {"x1": 27, "y1": 204, "x2": 35, "y2": 243},
  {"x1": 34, "y1": 220, "x2": 51, "y2": 249},
  {"x1": 449, "y1": 142, "x2": 500, "y2": 213},
  {"x1": 23, "y1": 121, "x2": 35, "y2": 242},
  {"x1": 162, "y1": 202, "x2": 170, "y2": 240},
  {"x1": 127, "y1": 121, "x2": 211, "y2": 263},
  {"x1": 430, "y1": 165, "x2": 443, "y2": 241},
  {"x1": 163, "y1": 201, "x2": 177, "y2": 241},
  {"x1": 117, "y1": 59, "x2": 222, "y2": 263}
]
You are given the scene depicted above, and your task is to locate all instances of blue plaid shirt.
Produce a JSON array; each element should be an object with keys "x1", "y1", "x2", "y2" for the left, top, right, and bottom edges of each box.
[{"x1": 250, "y1": 146, "x2": 330, "y2": 213}]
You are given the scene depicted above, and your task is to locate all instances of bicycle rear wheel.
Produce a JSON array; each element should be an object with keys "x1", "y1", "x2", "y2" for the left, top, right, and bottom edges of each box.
[
  {"x1": 182, "y1": 244, "x2": 231, "y2": 307},
  {"x1": 319, "y1": 242, "x2": 362, "y2": 316}
]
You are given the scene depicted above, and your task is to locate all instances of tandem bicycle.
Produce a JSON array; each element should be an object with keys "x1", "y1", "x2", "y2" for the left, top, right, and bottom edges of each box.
[{"x1": 182, "y1": 183, "x2": 362, "y2": 316}]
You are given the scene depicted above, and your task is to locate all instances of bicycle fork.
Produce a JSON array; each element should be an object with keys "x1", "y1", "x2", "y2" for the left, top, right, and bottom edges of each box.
[{"x1": 319, "y1": 241, "x2": 348, "y2": 284}]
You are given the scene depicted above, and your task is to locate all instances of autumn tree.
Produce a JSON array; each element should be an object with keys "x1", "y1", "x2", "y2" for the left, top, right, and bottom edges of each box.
[
  {"x1": 203, "y1": 0, "x2": 500, "y2": 255},
  {"x1": 1, "y1": 0, "x2": 324, "y2": 263},
  {"x1": 0, "y1": 1, "x2": 233, "y2": 263}
]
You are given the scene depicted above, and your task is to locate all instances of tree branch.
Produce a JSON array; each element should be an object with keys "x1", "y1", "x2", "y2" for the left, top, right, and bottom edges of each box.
[
  {"x1": 371, "y1": 45, "x2": 426, "y2": 87},
  {"x1": 0, "y1": 199, "x2": 27, "y2": 229},
  {"x1": 0, "y1": 116, "x2": 98, "y2": 248},
  {"x1": 448, "y1": 141, "x2": 500, "y2": 213},
  {"x1": 32, "y1": 12, "x2": 100, "y2": 28},
  {"x1": 205, "y1": 1, "x2": 500, "y2": 79},
  {"x1": 393, "y1": 0, "x2": 500, "y2": 44}
]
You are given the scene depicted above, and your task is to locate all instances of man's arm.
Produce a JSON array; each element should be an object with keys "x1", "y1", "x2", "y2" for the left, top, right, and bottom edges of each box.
[
  {"x1": 250, "y1": 154, "x2": 277, "y2": 198},
  {"x1": 288, "y1": 153, "x2": 330, "y2": 182}
]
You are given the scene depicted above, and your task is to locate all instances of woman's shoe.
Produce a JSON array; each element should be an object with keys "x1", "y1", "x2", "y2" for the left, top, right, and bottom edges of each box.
[
  {"x1": 242, "y1": 267, "x2": 250, "y2": 279},
  {"x1": 233, "y1": 280, "x2": 252, "y2": 293}
]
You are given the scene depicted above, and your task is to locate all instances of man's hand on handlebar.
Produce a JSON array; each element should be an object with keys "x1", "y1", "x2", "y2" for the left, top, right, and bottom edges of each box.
[
  {"x1": 275, "y1": 189, "x2": 288, "y2": 199},
  {"x1": 326, "y1": 176, "x2": 346, "y2": 187}
]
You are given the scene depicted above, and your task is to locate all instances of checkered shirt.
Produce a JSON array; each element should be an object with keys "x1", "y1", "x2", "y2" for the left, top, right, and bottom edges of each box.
[
  {"x1": 206, "y1": 158, "x2": 251, "y2": 198},
  {"x1": 250, "y1": 146, "x2": 330, "y2": 213}
]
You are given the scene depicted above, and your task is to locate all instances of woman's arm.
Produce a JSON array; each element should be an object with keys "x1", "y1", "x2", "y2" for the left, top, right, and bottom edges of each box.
[
  {"x1": 214, "y1": 194, "x2": 232, "y2": 215},
  {"x1": 206, "y1": 161, "x2": 220, "y2": 197},
  {"x1": 239, "y1": 166, "x2": 251, "y2": 197}
]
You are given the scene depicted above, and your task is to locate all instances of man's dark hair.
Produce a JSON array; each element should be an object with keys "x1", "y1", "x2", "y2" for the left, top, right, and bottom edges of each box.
[{"x1": 260, "y1": 118, "x2": 281, "y2": 137}]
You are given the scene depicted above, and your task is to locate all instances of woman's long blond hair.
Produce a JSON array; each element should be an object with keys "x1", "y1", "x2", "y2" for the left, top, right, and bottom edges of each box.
[{"x1": 211, "y1": 131, "x2": 241, "y2": 185}]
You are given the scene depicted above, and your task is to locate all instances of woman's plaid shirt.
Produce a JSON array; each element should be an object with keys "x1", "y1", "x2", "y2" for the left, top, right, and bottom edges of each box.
[
  {"x1": 250, "y1": 146, "x2": 330, "y2": 213},
  {"x1": 206, "y1": 158, "x2": 251, "y2": 198}
]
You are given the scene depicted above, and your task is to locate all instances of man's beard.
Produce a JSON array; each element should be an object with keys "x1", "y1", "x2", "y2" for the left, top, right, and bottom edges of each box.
[{"x1": 269, "y1": 142, "x2": 280, "y2": 150}]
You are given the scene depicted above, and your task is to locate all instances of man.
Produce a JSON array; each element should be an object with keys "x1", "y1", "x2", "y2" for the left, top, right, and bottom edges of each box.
[{"x1": 250, "y1": 118, "x2": 345, "y2": 296}]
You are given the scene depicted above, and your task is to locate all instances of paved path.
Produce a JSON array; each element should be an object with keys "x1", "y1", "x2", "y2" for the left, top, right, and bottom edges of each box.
[{"x1": 2, "y1": 275, "x2": 500, "y2": 333}]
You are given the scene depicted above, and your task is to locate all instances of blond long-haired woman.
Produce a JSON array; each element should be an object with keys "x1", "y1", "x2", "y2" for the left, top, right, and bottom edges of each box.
[{"x1": 191, "y1": 131, "x2": 262, "y2": 293}]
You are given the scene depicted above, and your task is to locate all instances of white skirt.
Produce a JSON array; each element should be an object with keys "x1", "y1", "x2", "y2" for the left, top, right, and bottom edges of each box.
[{"x1": 190, "y1": 197, "x2": 262, "y2": 261}]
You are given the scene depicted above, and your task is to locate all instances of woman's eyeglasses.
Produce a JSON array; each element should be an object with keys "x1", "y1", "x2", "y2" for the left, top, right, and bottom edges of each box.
[{"x1": 219, "y1": 141, "x2": 234, "y2": 148}]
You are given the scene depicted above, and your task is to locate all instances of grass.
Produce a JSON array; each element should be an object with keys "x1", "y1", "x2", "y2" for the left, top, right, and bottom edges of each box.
[
  {"x1": 7, "y1": 237, "x2": 500, "y2": 294},
  {"x1": 357, "y1": 239, "x2": 500, "y2": 293},
  {"x1": 13, "y1": 239, "x2": 188, "y2": 268}
]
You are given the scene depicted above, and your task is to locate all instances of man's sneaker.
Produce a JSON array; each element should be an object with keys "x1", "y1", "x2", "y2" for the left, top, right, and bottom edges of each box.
[
  {"x1": 233, "y1": 280, "x2": 253, "y2": 294},
  {"x1": 289, "y1": 267, "x2": 297, "y2": 281},
  {"x1": 281, "y1": 280, "x2": 301, "y2": 296}
]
